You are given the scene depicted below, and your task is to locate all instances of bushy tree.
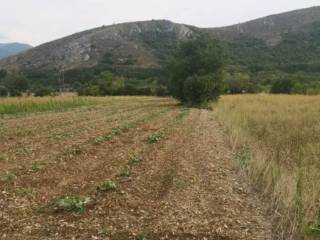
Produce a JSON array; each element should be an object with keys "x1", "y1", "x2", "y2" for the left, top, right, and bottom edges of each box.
[
  {"x1": 271, "y1": 79, "x2": 293, "y2": 94},
  {"x1": 4, "y1": 69, "x2": 29, "y2": 96},
  {"x1": 0, "y1": 85, "x2": 8, "y2": 97},
  {"x1": 168, "y1": 34, "x2": 225, "y2": 106},
  {"x1": 34, "y1": 87, "x2": 53, "y2": 97}
]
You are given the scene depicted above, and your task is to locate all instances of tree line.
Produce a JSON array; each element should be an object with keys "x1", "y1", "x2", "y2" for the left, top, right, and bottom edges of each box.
[{"x1": 1, "y1": 33, "x2": 320, "y2": 106}]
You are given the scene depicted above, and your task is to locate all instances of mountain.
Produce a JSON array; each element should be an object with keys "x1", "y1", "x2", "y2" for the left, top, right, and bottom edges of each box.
[
  {"x1": 0, "y1": 20, "x2": 193, "y2": 72},
  {"x1": 1, "y1": 6, "x2": 320, "y2": 89},
  {"x1": 208, "y1": 6, "x2": 320, "y2": 46},
  {"x1": 206, "y1": 6, "x2": 320, "y2": 67},
  {"x1": 0, "y1": 43, "x2": 32, "y2": 59}
]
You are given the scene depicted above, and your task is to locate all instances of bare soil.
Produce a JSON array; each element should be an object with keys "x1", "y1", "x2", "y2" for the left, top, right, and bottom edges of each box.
[{"x1": 0, "y1": 98, "x2": 271, "y2": 239}]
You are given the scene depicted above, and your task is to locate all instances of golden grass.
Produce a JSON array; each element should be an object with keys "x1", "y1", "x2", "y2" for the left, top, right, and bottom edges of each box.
[
  {"x1": 0, "y1": 96, "x2": 161, "y2": 116},
  {"x1": 216, "y1": 94, "x2": 320, "y2": 239}
]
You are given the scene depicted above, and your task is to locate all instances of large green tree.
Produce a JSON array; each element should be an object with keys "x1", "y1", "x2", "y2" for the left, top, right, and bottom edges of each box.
[
  {"x1": 168, "y1": 34, "x2": 225, "y2": 106},
  {"x1": 5, "y1": 69, "x2": 29, "y2": 96}
]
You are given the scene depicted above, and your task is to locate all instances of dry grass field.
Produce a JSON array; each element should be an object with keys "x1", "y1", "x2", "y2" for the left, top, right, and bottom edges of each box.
[
  {"x1": 216, "y1": 94, "x2": 320, "y2": 240},
  {"x1": 0, "y1": 96, "x2": 272, "y2": 240}
]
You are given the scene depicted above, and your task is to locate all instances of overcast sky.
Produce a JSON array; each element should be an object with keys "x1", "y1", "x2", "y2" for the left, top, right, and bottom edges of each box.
[{"x1": 1, "y1": 0, "x2": 319, "y2": 46}]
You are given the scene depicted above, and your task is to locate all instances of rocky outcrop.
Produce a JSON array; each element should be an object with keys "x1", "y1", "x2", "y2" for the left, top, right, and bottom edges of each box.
[{"x1": 0, "y1": 20, "x2": 194, "y2": 71}]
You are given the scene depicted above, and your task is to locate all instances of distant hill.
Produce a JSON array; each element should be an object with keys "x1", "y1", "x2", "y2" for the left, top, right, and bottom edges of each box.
[
  {"x1": 0, "y1": 43, "x2": 32, "y2": 59},
  {"x1": 1, "y1": 6, "x2": 320, "y2": 89}
]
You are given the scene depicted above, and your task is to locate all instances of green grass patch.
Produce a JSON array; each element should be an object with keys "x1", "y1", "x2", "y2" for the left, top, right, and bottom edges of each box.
[
  {"x1": 235, "y1": 144, "x2": 251, "y2": 168},
  {"x1": 0, "y1": 97, "x2": 98, "y2": 116}
]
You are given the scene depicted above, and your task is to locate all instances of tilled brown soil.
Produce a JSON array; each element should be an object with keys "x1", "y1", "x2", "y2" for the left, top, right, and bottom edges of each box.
[{"x1": 0, "y1": 98, "x2": 271, "y2": 240}]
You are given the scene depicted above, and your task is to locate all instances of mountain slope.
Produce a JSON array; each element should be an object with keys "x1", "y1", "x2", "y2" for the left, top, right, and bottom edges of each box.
[
  {"x1": 0, "y1": 20, "x2": 193, "y2": 72},
  {"x1": 208, "y1": 6, "x2": 320, "y2": 46},
  {"x1": 0, "y1": 42, "x2": 32, "y2": 59}
]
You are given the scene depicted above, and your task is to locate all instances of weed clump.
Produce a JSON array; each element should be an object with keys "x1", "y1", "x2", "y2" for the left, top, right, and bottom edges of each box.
[
  {"x1": 128, "y1": 154, "x2": 143, "y2": 165},
  {"x1": 148, "y1": 130, "x2": 165, "y2": 144},
  {"x1": 235, "y1": 144, "x2": 251, "y2": 168},
  {"x1": 54, "y1": 196, "x2": 91, "y2": 213},
  {"x1": 96, "y1": 181, "x2": 117, "y2": 191},
  {"x1": 1, "y1": 172, "x2": 16, "y2": 182},
  {"x1": 31, "y1": 163, "x2": 47, "y2": 171},
  {"x1": 118, "y1": 166, "x2": 132, "y2": 177}
]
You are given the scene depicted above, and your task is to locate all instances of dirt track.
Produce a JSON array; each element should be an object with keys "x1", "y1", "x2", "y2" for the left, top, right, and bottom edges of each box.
[{"x1": 0, "y1": 98, "x2": 271, "y2": 239}]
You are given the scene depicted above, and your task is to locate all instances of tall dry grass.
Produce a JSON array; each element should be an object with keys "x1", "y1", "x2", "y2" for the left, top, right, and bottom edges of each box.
[
  {"x1": 216, "y1": 94, "x2": 320, "y2": 240},
  {"x1": 0, "y1": 96, "x2": 158, "y2": 116}
]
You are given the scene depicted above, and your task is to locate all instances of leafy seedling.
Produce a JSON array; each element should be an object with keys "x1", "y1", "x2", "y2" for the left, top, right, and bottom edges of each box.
[
  {"x1": 54, "y1": 196, "x2": 91, "y2": 213},
  {"x1": 1, "y1": 172, "x2": 16, "y2": 182},
  {"x1": 15, "y1": 187, "x2": 34, "y2": 197},
  {"x1": 174, "y1": 179, "x2": 192, "y2": 189},
  {"x1": 16, "y1": 147, "x2": 33, "y2": 154},
  {"x1": 97, "y1": 181, "x2": 117, "y2": 191},
  {"x1": 147, "y1": 130, "x2": 165, "y2": 144},
  {"x1": 94, "y1": 136, "x2": 105, "y2": 145},
  {"x1": 118, "y1": 166, "x2": 132, "y2": 177},
  {"x1": 0, "y1": 154, "x2": 8, "y2": 162},
  {"x1": 31, "y1": 163, "x2": 47, "y2": 171},
  {"x1": 128, "y1": 154, "x2": 142, "y2": 165},
  {"x1": 111, "y1": 127, "x2": 122, "y2": 135}
]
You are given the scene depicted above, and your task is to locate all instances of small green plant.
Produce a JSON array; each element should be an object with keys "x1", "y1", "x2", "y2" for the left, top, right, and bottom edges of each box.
[
  {"x1": 1, "y1": 172, "x2": 16, "y2": 182},
  {"x1": 94, "y1": 134, "x2": 113, "y2": 145},
  {"x1": 174, "y1": 179, "x2": 192, "y2": 189},
  {"x1": 235, "y1": 144, "x2": 251, "y2": 168},
  {"x1": 67, "y1": 146, "x2": 82, "y2": 155},
  {"x1": 118, "y1": 166, "x2": 132, "y2": 177},
  {"x1": 98, "y1": 226, "x2": 110, "y2": 237},
  {"x1": 94, "y1": 136, "x2": 105, "y2": 145},
  {"x1": 96, "y1": 181, "x2": 117, "y2": 191},
  {"x1": 111, "y1": 127, "x2": 122, "y2": 135},
  {"x1": 31, "y1": 163, "x2": 47, "y2": 171},
  {"x1": 15, "y1": 187, "x2": 34, "y2": 197},
  {"x1": 147, "y1": 130, "x2": 165, "y2": 144},
  {"x1": 176, "y1": 108, "x2": 190, "y2": 120},
  {"x1": 35, "y1": 206, "x2": 45, "y2": 215},
  {"x1": 16, "y1": 147, "x2": 33, "y2": 154},
  {"x1": 0, "y1": 154, "x2": 8, "y2": 161},
  {"x1": 128, "y1": 154, "x2": 142, "y2": 165},
  {"x1": 54, "y1": 196, "x2": 91, "y2": 213}
]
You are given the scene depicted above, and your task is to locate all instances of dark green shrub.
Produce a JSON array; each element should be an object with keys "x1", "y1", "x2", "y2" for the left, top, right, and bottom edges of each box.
[
  {"x1": 183, "y1": 74, "x2": 222, "y2": 106},
  {"x1": 271, "y1": 79, "x2": 294, "y2": 94},
  {"x1": 0, "y1": 85, "x2": 8, "y2": 97},
  {"x1": 34, "y1": 87, "x2": 53, "y2": 97}
]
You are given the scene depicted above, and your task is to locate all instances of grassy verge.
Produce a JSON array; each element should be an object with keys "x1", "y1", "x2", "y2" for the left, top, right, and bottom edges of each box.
[
  {"x1": 0, "y1": 97, "x2": 103, "y2": 116},
  {"x1": 215, "y1": 94, "x2": 320, "y2": 239}
]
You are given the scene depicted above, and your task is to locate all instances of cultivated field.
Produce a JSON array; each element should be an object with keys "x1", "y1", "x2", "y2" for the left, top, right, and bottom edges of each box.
[
  {"x1": 0, "y1": 96, "x2": 271, "y2": 240},
  {"x1": 216, "y1": 94, "x2": 320, "y2": 240}
]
